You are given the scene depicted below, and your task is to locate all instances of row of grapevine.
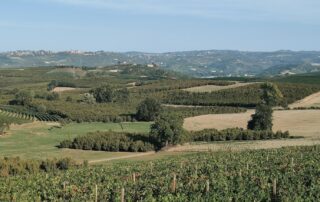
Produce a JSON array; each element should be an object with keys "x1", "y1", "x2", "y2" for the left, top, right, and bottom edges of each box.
[
  {"x1": 0, "y1": 145, "x2": 319, "y2": 201},
  {"x1": 0, "y1": 105, "x2": 63, "y2": 122}
]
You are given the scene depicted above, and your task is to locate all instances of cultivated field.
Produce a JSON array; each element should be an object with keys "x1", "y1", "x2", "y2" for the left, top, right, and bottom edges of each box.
[
  {"x1": 184, "y1": 109, "x2": 320, "y2": 137},
  {"x1": 182, "y1": 109, "x2": 320, "y2": 151},
  {"x1": 289, "y1": 91, "x2": 320, "y2": 108},
  {"x1": 183, "y1": 82, "x2": 258, "y2": 92}
]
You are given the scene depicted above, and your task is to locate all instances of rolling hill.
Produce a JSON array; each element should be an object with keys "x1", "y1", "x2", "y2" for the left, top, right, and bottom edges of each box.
[{"x1": 1, "y1": 50, "x2": 320, "y2": 77}]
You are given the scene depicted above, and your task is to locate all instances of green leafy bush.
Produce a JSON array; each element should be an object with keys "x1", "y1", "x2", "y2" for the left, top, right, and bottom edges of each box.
[
  {"x1": 190, "y1": 128, "x2": 290, "y2": 142},
  {"x1": 59, "y1": 131, "x2": 155, "y2": 152}
]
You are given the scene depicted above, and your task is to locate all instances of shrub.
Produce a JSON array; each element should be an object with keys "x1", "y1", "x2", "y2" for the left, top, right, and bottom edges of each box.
[
  {"x1": 136, "y1": 98, "x2": 162, "y2": 121},
  {"x1": 190, "y1": 128, "x2": 290, "y2": 142},
  {"x1": 56, "y1": 158, "x2": 74, "y2": 170},
  {"x1": 59, "y1": 131, "x2": 155, "y2": 152}
]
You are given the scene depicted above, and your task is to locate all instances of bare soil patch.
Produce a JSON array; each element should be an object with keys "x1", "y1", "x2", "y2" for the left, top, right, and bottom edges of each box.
[
  {"x1": 289, "y1": 91, "x2": 320, "y2": 108},
  {"x1": 183, "y1": 82, "x2": 259, "y2": 93},
  {"x1": 52, "y1": 87, "x2": 78, "y2": 92}
]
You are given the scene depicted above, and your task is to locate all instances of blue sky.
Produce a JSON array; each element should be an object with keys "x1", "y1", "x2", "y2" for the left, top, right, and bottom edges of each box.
[{"x1": 1, "y1": 0, "x2": 320, "y2": 52}]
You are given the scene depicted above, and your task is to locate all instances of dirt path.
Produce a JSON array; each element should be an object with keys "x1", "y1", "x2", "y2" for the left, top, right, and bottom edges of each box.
[
  {"x1": 183, "y1": 82, "x2": 259, "y2": 93},
  {"x1": 88, "y1": 151, "x2": 156, "y2": 164},
  {"x1": 289, "y1": 91, "x2": 320, "y2": 108}
]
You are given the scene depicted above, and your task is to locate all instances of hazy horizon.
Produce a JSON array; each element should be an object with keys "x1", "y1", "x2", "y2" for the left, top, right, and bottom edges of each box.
[{"x1": 1, "y1": 0, "x2": 320, "y2": 52}]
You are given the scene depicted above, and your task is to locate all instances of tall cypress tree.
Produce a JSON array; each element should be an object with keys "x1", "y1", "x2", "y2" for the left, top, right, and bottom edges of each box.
[{"x1": 248, "y1": 83, "x2": 283, "y2": 131}]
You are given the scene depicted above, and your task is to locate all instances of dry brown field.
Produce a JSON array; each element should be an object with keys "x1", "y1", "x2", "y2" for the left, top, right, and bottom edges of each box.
[
  {"x1": 183, "y1": 82, "x2": 259, "y2": 93},
  {"x1": 181, "y1": 109, "x2": 320, "y2": 152},
  {"x1": 289, "y1": 91, "x2": 320, "y2": 108}
]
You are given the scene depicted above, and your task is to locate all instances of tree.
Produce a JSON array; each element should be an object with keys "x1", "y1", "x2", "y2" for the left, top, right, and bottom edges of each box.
[
  {"x1": 47, "y1": 80, "x2": 59, "y2": 91},
  {"x1": 90, "y1": 85, "x2": 114, "y2": 103},
  {"x1": 115, "y1": 88, "x2": 130, "y2": 103},
  {"x1": 248, "y1": 82, "x2": 283, "y2": 131},
  {"x1": 247, "y1": 104, "x2": 273, "y2": 130},
  {"x1": 80, "y1": 93, "x2": 96, "y2": 104},
  {"x1": 260, "y1": 82, "x2": 283, "y2": 106},
  {"x1": 13, "y1": 91, "x2": 34, "y2": 106},
  {"x1": 136, "y1": 98, "x2": 162, "y2": 121},
  {"x1": 150, "y1": 112, "x2": 185, "y2": 149},
  {"x1": 46, "y1": 92, "x2": 60, "y2": 101}
]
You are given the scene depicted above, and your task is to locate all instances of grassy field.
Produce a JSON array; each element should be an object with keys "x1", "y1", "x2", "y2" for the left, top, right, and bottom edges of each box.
[{"x1": 0, "y1": 121, "x2": 151, "y2": 162}]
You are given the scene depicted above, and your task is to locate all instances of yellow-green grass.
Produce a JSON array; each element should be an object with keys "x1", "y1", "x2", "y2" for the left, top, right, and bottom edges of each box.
[{"x1": 0, "y1": 121, "x2": 151, "y2": 162}]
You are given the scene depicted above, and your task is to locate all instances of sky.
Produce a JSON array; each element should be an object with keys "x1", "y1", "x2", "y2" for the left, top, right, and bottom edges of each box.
[{"x1": 0, "y1": 0, "x2": 320, "y2": 52}]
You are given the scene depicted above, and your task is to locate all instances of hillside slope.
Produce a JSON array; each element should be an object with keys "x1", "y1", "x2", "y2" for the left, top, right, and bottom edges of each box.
[{"x1": 1, "y1": 50, "x2": 320, "y2": 77}]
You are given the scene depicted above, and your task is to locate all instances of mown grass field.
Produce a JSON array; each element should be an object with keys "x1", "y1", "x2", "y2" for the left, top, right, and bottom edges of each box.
[{"x1": 0, "y1": 121, "x2": 151, "y2": 162}]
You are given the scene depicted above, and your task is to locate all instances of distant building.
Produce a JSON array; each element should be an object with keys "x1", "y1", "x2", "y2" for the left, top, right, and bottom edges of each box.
[{"x1": 147, "y1": 63, "x2": 157, "y2": 68}]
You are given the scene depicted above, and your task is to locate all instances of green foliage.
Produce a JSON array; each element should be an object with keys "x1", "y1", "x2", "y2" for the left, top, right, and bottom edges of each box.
[
  {"x1": 247, "y1": 104, "x2": 273, "y2": 130},
  {"x1": 12, "y1": 90, "x2": 34, "y2": 106},
  {"x1": 0, "y1": 105, "x2": 63, "y2": 122},
  {"x1": 90, "y1": 85, "x2": 114, "y2": 103},
  {"x1": 90, "y1": 85, "x2": 130, "y2": 103},
  {"x1": 1, "y1": 146, "x2": 320, "y2": 201},
  {"x1": 115, "y1": 88, "x2": 130, "y2": 103},
  {"x1": 190, "y1": 128, "x2": 290, "y2": 142},
  {"x1": 164, "y1": 106, "x2": 246, "y2": 118},
  {"x1": 271, "y1": 72, "x2": 320, "y2": 85},
  {"x1": 248, "y1": 83, "x2": 283, "y2": 131},
  {"x1": 164, "y1": 83, "x2": 320, "y2": 107},
  {"x1": 79, "y1": 93, "x2": 96, "y2": 104},
  {"x1": 35, "y1": 91, "x2": 60, "y2": 101},
  {"x1": 59, "y1": 131, "x2": 155, "y2": 152},
  {"x1": 150, "y1": 112, "x2": 186, "y2": 148},
  {"x1": 136, "y1": 98, "x2": 162, "y2": 121},
  {"x1": 0, "y1": 157, "x2": 76, "y2": 177},
  {"x1": 0, "y1": 118, "x2": 9, "y2": 135},
  {"x1": 260, "y1": 82, "x2": 283, "y2": 106},
  {"x1": 46, "y1": 92, "x2": 60, "y2": 101}
]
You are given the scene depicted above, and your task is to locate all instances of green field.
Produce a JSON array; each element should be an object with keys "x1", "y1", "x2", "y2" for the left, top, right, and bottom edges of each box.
[{"x1": 0, "y1": 121, "x2": 151, "y2": 162}]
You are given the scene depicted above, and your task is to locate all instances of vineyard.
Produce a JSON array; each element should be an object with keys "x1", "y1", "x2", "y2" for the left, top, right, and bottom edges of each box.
[
  {"x1": 1, "y1": 145, "x2": 320, "y2": 201},
  {"x1": 0, "y1": 105, "x2": 63, "y2": 122}
]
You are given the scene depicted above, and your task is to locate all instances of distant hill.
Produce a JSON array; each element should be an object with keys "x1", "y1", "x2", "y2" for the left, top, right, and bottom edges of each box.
[{"x1": 1, "y1": 50, "x2": 320, "y2": 77}]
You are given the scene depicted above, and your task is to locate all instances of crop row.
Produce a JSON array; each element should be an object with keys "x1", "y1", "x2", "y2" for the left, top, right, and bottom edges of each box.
[{"x1": 0, "y1": 145, "x2": 320, "y2": 201}]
